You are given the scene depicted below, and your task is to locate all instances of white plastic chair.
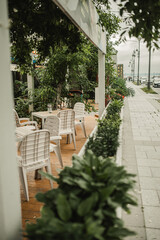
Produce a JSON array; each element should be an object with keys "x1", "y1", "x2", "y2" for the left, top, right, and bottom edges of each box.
[
  {"x1": 57, "y1": 109, "x2": 76, "y2": 149},
  {"x1": 74, "y1": 102, "x2": 87, "y2": 138},
  {"x1": 17, "y1": 130, "x2": 53, "y2": 201},
  {"x1": 13, "y1": 109, "x2": 38, "y2": 130},
  {"x1": 44, "y1": 116, "x2": 63, "y2": 168}
]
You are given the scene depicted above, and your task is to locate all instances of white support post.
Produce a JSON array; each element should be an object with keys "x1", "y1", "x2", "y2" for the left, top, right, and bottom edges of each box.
[
  {"x1": 98, "y1": 50, "x2": 105, "y2": 117},
  {"x1": 95, "y1": 87, "x2": 99, "y2": 104},
  {"x1": 0, "y1": 1, "x2": 22, "y2": 239},
  {"x1": 27, "y1": 74, "x2": 34, "y2": 112}
]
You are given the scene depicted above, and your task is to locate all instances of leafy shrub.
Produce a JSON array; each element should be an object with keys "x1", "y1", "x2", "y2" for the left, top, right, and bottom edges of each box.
[
  {"x1": 107, "y1": 100, "x2": 123, "y2": 116},
  {"x1": 25, "y1": 151, "x2": 137, "y2": 240},
  {"x1": 14, "y1": 80, "x2": 32, "y2": 117},
  {"x1": 86, "y1": 115, "x2": 121, "y2": 158},
  {"x1": 85, "y1": 99, "x2": 123, "y2": 158},
  {"x1": 14, "y1": 97, "x2": 31, "y2": 118},
  {"x1": 111, "y1": 78, "x2": 135, "y2": 97},
  {"x1": 107, "y1": 78, "x2": 135, "y2": 101}
]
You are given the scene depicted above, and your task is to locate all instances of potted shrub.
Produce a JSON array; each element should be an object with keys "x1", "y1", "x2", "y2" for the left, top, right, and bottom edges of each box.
[
  {"x1": 25, "y1": 151, "x2": 137, "y2": 240},
  {"x1": 86, "y1": 99, "x2": 123, "y2": 158}
]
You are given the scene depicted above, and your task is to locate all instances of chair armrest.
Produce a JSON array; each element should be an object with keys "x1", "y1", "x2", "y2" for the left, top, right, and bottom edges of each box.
[
  {"x1": 16, "y1": 155, "x2": 22, "y2": 166},
  {"x1": 50, "y1": 136, "x2": 62, "y2": 141},
  {"x1": 75, "y1": 115, "x2": 85, "y2": 121},
  {"x1": 19, "y1": 118, "x2": 30, "y2": 122},
  {"x1": 20, "y1": 121, "x2": 38, "y2": 129}
]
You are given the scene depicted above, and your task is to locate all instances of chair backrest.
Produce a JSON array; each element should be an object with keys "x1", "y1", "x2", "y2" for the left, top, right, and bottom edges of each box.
[
  {"x1": 44, "y1": 116, "x2": 60, "y2": 137},
  {"x1": 19, "y1": 130, "x2": 50, "y2": 166},
  {"x1": 57, "y1": 109, "x2": 75, "y2": 131},
  {"x1": 73, "y1": 102, "x2": 85, "y2": 117},
  {"x1": 13, "y1": 109, "x2": 20, "y2": 127}
]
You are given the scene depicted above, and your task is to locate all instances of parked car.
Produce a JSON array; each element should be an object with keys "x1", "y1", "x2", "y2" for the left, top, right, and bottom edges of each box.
[
  {"x1": 153, "y1": 77, "x2": 160, "y2": 88},
  {"x1": 140, "y1": 77, "x2": 147, "y2": 84}
]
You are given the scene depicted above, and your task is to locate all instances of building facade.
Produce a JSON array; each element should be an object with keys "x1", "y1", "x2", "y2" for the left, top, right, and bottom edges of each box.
[{"x1": 117, "y1": 64, "x2": 124, "y2": 79}]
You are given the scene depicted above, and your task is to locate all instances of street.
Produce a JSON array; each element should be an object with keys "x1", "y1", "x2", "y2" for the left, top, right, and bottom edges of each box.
[{"x1": 152, "y1": 86, "x2": 160, "y2": 95}]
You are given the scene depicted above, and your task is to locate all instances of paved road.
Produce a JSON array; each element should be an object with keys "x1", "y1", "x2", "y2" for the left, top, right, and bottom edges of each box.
[
  {"x1": 122, "y1": 82, "x2": 160, "y2": 240},
  {"x1": 152, "y1": 87, "x2": 160, "y2": 95}
]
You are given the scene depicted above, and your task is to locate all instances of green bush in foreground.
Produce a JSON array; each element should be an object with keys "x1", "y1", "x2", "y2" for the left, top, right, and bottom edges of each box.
[
  {"x1": 86, "y1": 100, "x2": 123, "y2": 158},
  {"x1": 86, "y1": 115, "x2": 121, "y2": 158},
  {"x1": 25, "y1": 151, "x2": 137, "y2": 240}
]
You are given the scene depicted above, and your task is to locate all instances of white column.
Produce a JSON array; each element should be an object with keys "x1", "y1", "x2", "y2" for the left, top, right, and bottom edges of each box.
[
  {"x1": 27, "y1": 74, "x2": 34, "y2": 112},
  {"x1": 95, "y1": 87, "x2": 99, "y2": 104},
  {"x1": 0, "y1": 1, "x2": 22, "y2": 239},
  {"x1": 98, "y1": 50, "x2": 105, "y2": 117}
]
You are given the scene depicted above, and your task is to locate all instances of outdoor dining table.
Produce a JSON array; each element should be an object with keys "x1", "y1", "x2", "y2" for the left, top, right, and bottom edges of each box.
[
  {"x1": 32, "y1": 110, "x2": 60, "y2": 128},
  {"x1": 15, "y1": 127, "x2": 33, "y2": 142}
]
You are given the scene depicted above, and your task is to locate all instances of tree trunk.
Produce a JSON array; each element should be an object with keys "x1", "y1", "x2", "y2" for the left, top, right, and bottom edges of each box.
[{"x1": 56, "y1": 82, "x2": 63, "y2": 108}]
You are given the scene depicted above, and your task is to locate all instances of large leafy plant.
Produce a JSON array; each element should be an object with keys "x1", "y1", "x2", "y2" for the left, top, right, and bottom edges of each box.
[
  {"x1": 86, "y1": 99, "x2": 123, "y2": 158},
  {"x1": 13, "y1": 80, "x2": 32, "y2": 117},
  {"x1": 107, "y1": 99, "x2": 123, "y2": 116},
  {"x1": 25, "y1": 151, "x2": 137, "y2": 240},
  {"x1": 86, "y1": 115, "x2": 121, "y2": 158},
  {"x1": 107, "y1": 78, "x2": 135, "y2": 102},
  {"x1": 111, "y1": 78, "x2": 135, "y2": 97}
]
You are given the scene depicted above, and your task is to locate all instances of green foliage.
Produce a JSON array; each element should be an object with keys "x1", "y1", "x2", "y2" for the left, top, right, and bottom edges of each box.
[
  {"x1": 13, "y1": 80, "x2": 32, "y2": 117},
  {"x1": 85, "y1": 99, "x2": 124, "y2": 158},
  {"x1": 8, "y1": 0, "x2": 82, "y2": 70},
  {"x1": 141, "y1": 87, "x2": 158, "y2": 94},
  {"x1": 113, "y1": 0, "x2": 160, "y2": 49},
  {"x1": 107, "y1": 100, "x2": 123, "y2": 116},
  {"x1": 67, "y1": 39, "x2": 98, "y2": 99},
  {"x1": 109, "y1": 78, "x2": 135, "y2": 99},
  {"x1": 25, "y1": 151, "x2": 137, "y2": 240},
  {"x1": 33, "y1": 46, "x2": 70, "y2": 110},
  {"x1": 86, "y1": 114, "x2": 121, "y2": 158},
  {"x1": 13, "y1": 80, "x2": 28, "y2": 99},
  {"x1": 14, "y1": 97, "x2": 31, "y2": 118}
]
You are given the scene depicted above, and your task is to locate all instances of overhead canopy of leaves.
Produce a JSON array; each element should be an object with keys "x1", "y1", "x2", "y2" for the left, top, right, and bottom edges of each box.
[
  {"x1": 92, "y1": 0, "x2": 121, "y2": 36},
  {"x1": 8, "y1": 0, "x2": 82, "y2": 69},
  {"x1": 113, "y1": 0, "x2": 160, "y2": 48},
  {"x1": 93, "y1": 0, "x2": 160, "y2": 48}
]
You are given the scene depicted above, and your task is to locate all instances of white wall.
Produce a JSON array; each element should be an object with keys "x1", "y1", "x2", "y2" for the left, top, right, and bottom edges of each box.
[
  {"x1": 98, "y1": 50, "x2": 105, "y2": 116},
  {"x1": 0, "y1": 1, "x2": 22, "y2": 239}
]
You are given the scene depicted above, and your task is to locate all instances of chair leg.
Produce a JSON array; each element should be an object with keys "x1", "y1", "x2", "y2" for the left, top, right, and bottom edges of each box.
[
  {"x1": 72, "y1": 132, "x2": 76, "y2": 150},
  {"x1": 81, "y1": 122, "x2": 87, "y2": 138},
  {"x1": 66, "y1": 134, "x2": 69, "y2": 144},
  {"x1": 74, "y1": 126, "x2": 77, "y2": 136},
  {"x1": 19, "y1": 167, "x2": 29, "y2": 201},
  {"x1": 54, "y1": 145, "x2": 63, "y2": 168},
  {"x1": 46, "y1": 162, "x2": 53, "y2": 188},
  {"x1": 69, "y1": 134, "x2": 72, "y2": 144}
]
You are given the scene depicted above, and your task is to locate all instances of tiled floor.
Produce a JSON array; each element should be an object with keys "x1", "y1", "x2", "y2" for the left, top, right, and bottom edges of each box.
[
  {"x1": 20, "y1": 114, "x2": 97, "y2": 229},
  {"x1": 122, "y1": 82, "x2": 160, "y2": 239}
]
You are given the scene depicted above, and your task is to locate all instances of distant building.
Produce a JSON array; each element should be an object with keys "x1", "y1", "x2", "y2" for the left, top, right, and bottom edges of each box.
[
  {"x1": 111, "y1": 50, "x2": 118, "y2": 70},
  {"x1": 117, "y1": 64, "x2": 124, "y2": 79}
]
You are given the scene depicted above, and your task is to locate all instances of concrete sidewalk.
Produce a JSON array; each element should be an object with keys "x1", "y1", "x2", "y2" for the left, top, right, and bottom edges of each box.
[{"x1": 122, "y1": 82, "x2": 160, "y2": 240}]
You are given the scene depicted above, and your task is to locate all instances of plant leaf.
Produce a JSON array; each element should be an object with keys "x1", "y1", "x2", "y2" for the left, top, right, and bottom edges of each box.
[
  {"x1": 57, "y1": 193, "x2": 72, "y2": 221},
  {"x1": 77, "y1": 192, "x2": 98, "y2": 216}
]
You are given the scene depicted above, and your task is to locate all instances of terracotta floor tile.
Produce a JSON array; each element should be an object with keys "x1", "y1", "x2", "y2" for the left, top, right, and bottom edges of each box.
[{"x1": 21, "y1": 115, "x2": 97, "y2": 230}]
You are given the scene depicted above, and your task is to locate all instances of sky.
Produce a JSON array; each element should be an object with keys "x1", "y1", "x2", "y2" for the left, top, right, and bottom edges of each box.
[
  {"x1": 114, "y1": 38, "x2": 160, "y2": 77},
  {"x1": 110, "y1": 1, "x2": 160, "y2": 77}
]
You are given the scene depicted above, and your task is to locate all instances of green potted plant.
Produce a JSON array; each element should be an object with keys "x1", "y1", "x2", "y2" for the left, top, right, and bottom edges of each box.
[{"x1": 25, "y1": 151, "x2": 137, "y2": 240}]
